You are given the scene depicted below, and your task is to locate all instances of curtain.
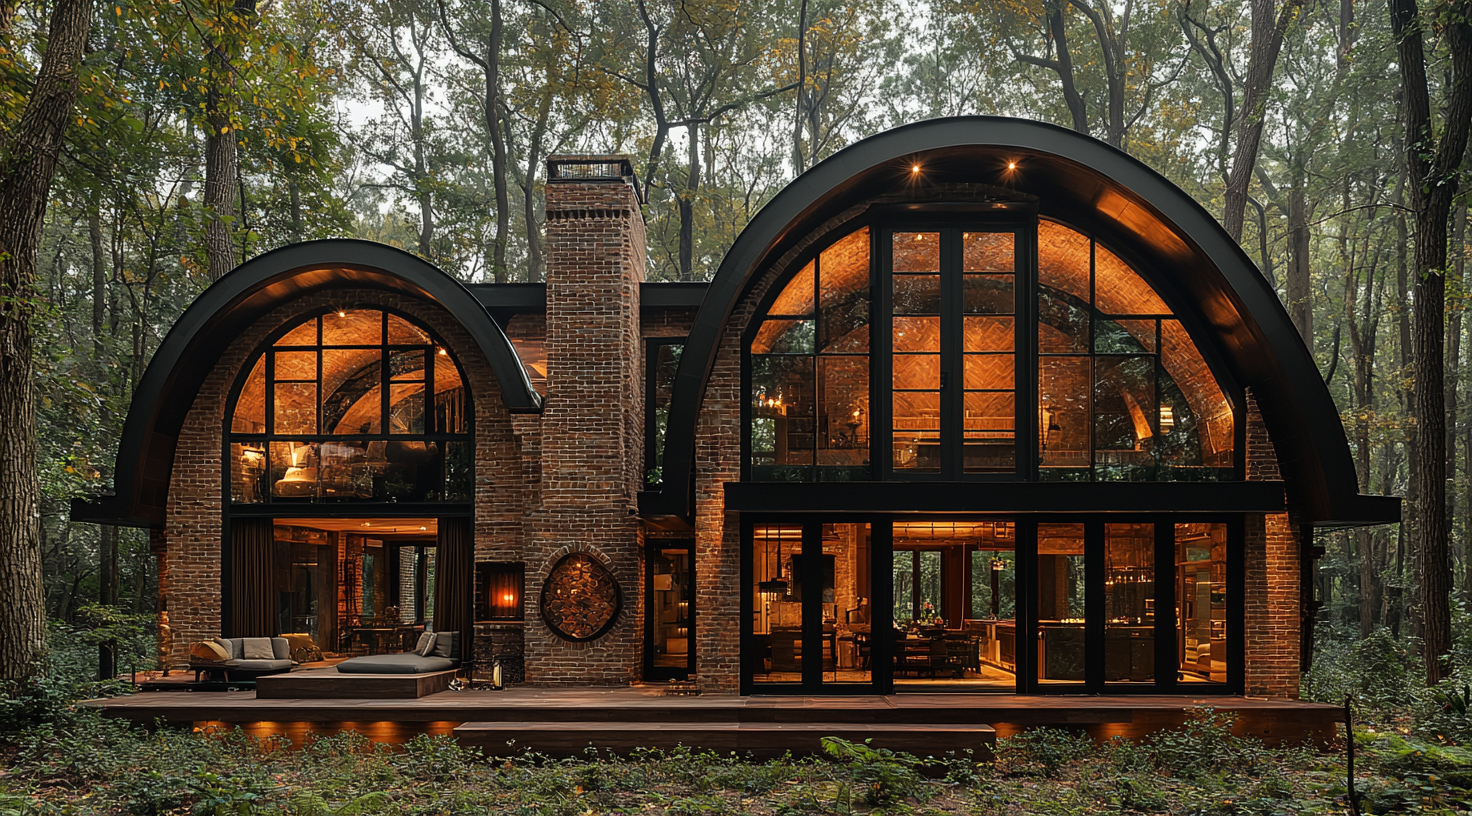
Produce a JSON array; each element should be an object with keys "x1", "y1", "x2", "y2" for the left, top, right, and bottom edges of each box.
[
  {"x1": 434, "y1": 518, "x2": 473, "y2": 638},
  {"x1": 229, "y1": 518, "x2": 275, "y2": 637}
]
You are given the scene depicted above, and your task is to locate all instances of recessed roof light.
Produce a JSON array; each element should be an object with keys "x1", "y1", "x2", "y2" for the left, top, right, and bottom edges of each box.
[
  {"x1": 911, "y1": 164, "x2": 921, "y2": 174},
  {"x1": 1007, "y1": 161, "x2": 1017, "y2": 170},
  {"x1": 337, "y1": 310, "x2": 346, "y2": 318}
]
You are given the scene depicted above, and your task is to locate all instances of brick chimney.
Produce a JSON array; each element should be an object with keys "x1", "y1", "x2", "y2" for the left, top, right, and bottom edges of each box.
[{"x1": 525, "y1": 156, "x2": 646, "y2": 683}]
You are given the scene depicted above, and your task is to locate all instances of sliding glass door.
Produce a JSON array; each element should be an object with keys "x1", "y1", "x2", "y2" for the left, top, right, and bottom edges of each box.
[{"x1": 743, "y1": 517, "x2": 1239, "y2": 695}]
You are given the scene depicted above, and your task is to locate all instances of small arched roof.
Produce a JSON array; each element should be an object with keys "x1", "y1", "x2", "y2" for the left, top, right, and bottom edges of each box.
[
  {"x1": 647, "y1": 116, "x2": 1398, "y2": 527},
  {"x1": 74, "y1": 239, "x2": 541, "y2": 527}
]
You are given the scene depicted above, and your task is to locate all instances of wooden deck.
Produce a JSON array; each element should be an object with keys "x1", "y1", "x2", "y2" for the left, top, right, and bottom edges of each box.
[{"x1": 82, "y1": 686, "x2": 1339, "y2": 754}]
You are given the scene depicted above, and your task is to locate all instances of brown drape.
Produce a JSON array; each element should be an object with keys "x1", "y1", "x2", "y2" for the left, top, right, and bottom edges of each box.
[
  {"x1": 434, "y1": 518, "x2": 473, "y2": 640},
  {"x1": 229, "y1": 518, "x2": 276, "y2": 637}
]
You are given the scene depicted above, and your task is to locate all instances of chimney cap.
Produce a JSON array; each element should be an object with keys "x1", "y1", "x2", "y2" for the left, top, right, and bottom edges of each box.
[{"x1": 546, "y1": 155, "x2": 641, "y2": 200}]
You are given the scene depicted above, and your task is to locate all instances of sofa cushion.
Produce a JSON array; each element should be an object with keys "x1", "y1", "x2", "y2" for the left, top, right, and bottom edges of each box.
[
  {"x1": 271, "y1": 637, "x2": 291, "y2": 661},
  {"x1": 241, "y1": 638, "x2": 275, "y2": 660},
  {"x1": 227, "y1": 658, "x2": 293, "y2": 672},
  {"x1": 433, "y1": 631, "x2": 459, "y2": 660},
  {"x1": 414, "y1": 632, "x2": 436, "y2": 656},
  {"x1": 335, "y1": 653, "x2": 456, "y2": 674},
  {"x1": 214, "y1": 637, "x2": 241, "y2": 660}
]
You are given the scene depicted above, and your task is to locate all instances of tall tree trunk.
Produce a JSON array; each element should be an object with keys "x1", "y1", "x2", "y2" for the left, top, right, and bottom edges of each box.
[
  {"x1": 89, "y1": 204, "x2": 105, "y2": 356},
  {"x1": 1287, "y1": 181, "x2": 1312, "y2": 343},
  {"x1": 287, "y1": 176, "x2": 303, "y2": 243},
  {"x1": 486, "y1": 0, "x2": 508, "y2": 282},
  {"x1": 98, "y1": 524, "x2": 117, "y2": 681},
  {"x1": 792, "y1": 0, "x2": 808, "y2": 173},
  {"x1": 678, "y1": 122, "x2": 700, "y2": 281},
  {"x1": 1221, "y1": 0, "x2": 1306, "y2": 241},
  {"x1": 203, "y1": 0, "x2": 258, "y2": 281},
  {"x1": 0, "y1": 0, "x2": 93, "y2": 681},
  {"x1": 1389, "y1": 0, "x2": 1472, "y2": 684}
]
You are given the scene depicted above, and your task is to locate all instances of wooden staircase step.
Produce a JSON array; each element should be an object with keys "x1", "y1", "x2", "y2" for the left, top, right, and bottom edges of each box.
[{"x1": 452, "y1": 720, "x2": 996, "y2": 758}]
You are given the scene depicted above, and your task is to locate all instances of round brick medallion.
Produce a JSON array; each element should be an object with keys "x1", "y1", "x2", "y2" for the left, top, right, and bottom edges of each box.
[{"x1": 540, "y1": 553, "x2": 621, "y2": 641}]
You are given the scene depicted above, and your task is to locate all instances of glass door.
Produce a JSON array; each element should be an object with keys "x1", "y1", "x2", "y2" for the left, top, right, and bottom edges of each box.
[
  {"x1": 647, "y1": 539, "x2": 695, "y2": 681},
  {"x1": 747, "y1": 520, "x2": 882, "y2": 693}
]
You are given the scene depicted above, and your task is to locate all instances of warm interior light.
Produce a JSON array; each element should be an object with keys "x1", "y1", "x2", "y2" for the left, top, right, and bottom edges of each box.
[
  {"x1": 438, "y1": 347, "x2": 448, "y2": 355},
  {"x1": 1007, "y1": 161, "x2": 1017, "y2": 170},
  {"x1": 1159, "y1": 405, "x2": 1175, "y2": 433},
  {"x1": 419, "y1": 526, "x2": 427, "y2": 531},
  {"x1": 502, "y1": 593, "x2": 516, "y2": 603},
  {"x1": 361, "y1": 521, "x2": 371, "y2": 527},
  {"x1": 911, "y1": 164, "x2": 921, "y2": 174},
  {"x1": 337, "y1": 310, "x2": 346, "y2": 318}
]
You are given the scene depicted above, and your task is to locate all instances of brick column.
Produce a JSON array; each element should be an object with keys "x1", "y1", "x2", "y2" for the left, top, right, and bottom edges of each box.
[
  {"x1": 1243, "y1": 390, "x2": 1302, "y2": 698},
  {"x1": 524, "y1": 157, "x2": 646, "y2": 684}
]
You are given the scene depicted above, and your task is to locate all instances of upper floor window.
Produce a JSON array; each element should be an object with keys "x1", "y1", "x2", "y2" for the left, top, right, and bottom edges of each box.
[
  {"x1": 229, "y1": 309, "x2": 472, "y2": 504},
  {"x1": 746, "y1": 220, "x2": 1236, "y2": 482}
]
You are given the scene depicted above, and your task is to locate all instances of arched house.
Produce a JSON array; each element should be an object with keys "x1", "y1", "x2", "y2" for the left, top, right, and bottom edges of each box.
[{"x1": 81, "y1": 119, "x2": 1395, "y2": 706}]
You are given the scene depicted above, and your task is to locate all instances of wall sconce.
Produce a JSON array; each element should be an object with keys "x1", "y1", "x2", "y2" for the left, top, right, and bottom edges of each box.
[
  {"x1": 1040, "y1": 404, "x2": 1061, "y2": 449},
  {"x1": 1159, "y1": 405, "x2": 1175, "y2": 433}
]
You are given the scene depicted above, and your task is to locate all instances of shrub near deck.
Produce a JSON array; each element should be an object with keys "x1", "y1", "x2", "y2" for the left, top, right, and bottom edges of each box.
[{"x1": 4, "y1": 699, "x2": 1472, "y2": 814}]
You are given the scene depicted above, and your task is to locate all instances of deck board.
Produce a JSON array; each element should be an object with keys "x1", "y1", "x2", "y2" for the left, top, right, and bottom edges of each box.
[{"x1": 82, "y1": 686, "x2": 1337, "y2": 746}]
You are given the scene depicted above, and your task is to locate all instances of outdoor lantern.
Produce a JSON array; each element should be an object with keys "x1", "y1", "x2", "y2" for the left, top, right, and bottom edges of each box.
[{"x1": 991, "y1": 557, "x2": 1006, "y2": 572}]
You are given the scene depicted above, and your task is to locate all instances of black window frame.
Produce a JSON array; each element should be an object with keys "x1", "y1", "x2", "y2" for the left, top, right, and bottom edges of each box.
[
  {"x1": 222, "y1": 306, "x2": 475, "y2": 509},
  {"x1": 739, "y1": 209, "x2": 1246, "y2": 485}
]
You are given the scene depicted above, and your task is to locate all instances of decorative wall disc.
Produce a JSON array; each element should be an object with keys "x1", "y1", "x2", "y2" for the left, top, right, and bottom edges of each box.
[{"x1": 540, "y1": 553, "x2": 621, "y2": 641}]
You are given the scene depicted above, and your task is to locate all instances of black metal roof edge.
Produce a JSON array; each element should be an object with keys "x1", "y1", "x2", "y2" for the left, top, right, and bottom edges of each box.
[
  {"x1": 647, "y1": 115, "x2": 1385, "y2": 525},
  {"x1": 81, "y1": 238, "x2": 543, "y2": 527},
  {"x1": 466, "y1": 281, "x2": 709, "y2": 315},
  {"x1": 721, "y1": 480, "x2": 1287, "y2": 515}
]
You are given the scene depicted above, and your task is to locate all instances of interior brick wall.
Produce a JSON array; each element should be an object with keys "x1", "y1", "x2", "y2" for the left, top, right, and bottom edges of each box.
[
  {"x1": 158, "y1": 289, "x2": 523, "y2": 667},
  {"x1": 523, "y1": 171, "x2": 647, "y2": 684}
]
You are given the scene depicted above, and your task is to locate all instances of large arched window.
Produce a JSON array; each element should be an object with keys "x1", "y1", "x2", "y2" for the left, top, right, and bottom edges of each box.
[
  {"x1": 228, "y1": 308, "x2": 472, "y2": 503},
  {"x1": 746, "y1": 220, "x2": 1236, "y2": 482}
]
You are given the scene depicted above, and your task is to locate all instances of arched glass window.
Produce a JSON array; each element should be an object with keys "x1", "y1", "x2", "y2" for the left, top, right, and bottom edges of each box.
[
  {"x1": 1036, "y1": 221, "x2": 1234, "y2": 481},
  {"x1": 228, "y1": 309, "x2": 472, "y2": 503},
  {"x1": 746, "y1": 221, "x2": 1236, "y2": 482},
  {"x1": 749, "y1": 227, "x2": 871, "y2": 482}
]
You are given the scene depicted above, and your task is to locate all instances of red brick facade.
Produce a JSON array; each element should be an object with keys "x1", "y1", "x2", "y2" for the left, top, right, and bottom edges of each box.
[
  {"x1": 159, "y1": 289, "x2": 523, "y2": 667},
  {"x1": 151, "y1": 161, "x2": 1319, "y2": 701}
]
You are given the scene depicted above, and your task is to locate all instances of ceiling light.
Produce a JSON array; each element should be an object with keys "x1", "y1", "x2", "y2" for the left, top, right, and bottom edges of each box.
[
  {"x1": 1007, "y1": 161, "x2": 1018, "y2": 171},
  {"x1": 911, "y1": 164, "x2": 921, "y2": 174}
]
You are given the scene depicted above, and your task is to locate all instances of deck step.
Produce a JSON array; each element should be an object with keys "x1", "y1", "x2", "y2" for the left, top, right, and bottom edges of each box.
[{"x1": 452, "y1": 720, "x2": 996, "y2": 758}]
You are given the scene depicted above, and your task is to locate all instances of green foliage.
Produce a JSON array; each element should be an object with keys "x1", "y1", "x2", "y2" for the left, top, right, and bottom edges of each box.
[
  {"x1": 995, "y1": 726, "x2": 1094, "y2": 777},
  {"x1": 820, "y1": 736, "x2": 935, "y2": 805},
  {"x1": 1306, "y1": 627, "x2": 1423, "y2": 715}
]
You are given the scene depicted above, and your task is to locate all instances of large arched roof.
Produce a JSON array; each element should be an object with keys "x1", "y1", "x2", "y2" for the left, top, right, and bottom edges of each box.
[
  {"x1": 73, "y1": 239, "x2": 541, "y2": 527},
  {"x1": 646, "y1": 116, "x2": 1398, "y2": 527}
]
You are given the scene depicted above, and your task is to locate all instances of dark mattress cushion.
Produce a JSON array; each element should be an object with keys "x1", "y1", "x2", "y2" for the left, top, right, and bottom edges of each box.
[{"x1": 334, "y1": 653, "x2": 457, "y2": 674}]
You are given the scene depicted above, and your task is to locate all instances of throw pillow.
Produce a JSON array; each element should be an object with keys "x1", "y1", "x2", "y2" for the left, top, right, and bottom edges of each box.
[
  {"x1": 214, "y1": 637, "x2": 240, "y2": 660},
  {"x1": 433, "y1": 631, "x2": 458, "y2": 659},
  {"x1": 414, "y1": 632, "x2": 436, "y2": 656},
  {"x1": 241, "y1": 637, "x2": 275, "y2": 660},
  {"x1": 189, "y1": 641, "x2": 230, "y2": 663}
]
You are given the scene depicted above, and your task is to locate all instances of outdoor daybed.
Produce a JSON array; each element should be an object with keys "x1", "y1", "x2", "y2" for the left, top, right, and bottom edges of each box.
[
  {"x1": 335, "y1": 631, "x2": 460, "y2": 674},
  {"x1": 190, "y1": 637, "x2": 294, "y2": 682}
]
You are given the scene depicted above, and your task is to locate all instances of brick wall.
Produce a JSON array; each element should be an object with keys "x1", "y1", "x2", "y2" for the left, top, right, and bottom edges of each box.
[
  {"x1": 523, "y1": 170, "x2": 647, "y2": 684},
  {"x1": 159, "y1": 288, "x2": 524, "y2": 667},
  {"x1": 1243, "y1": 391, "x2": 1301, "y2": 698}
]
